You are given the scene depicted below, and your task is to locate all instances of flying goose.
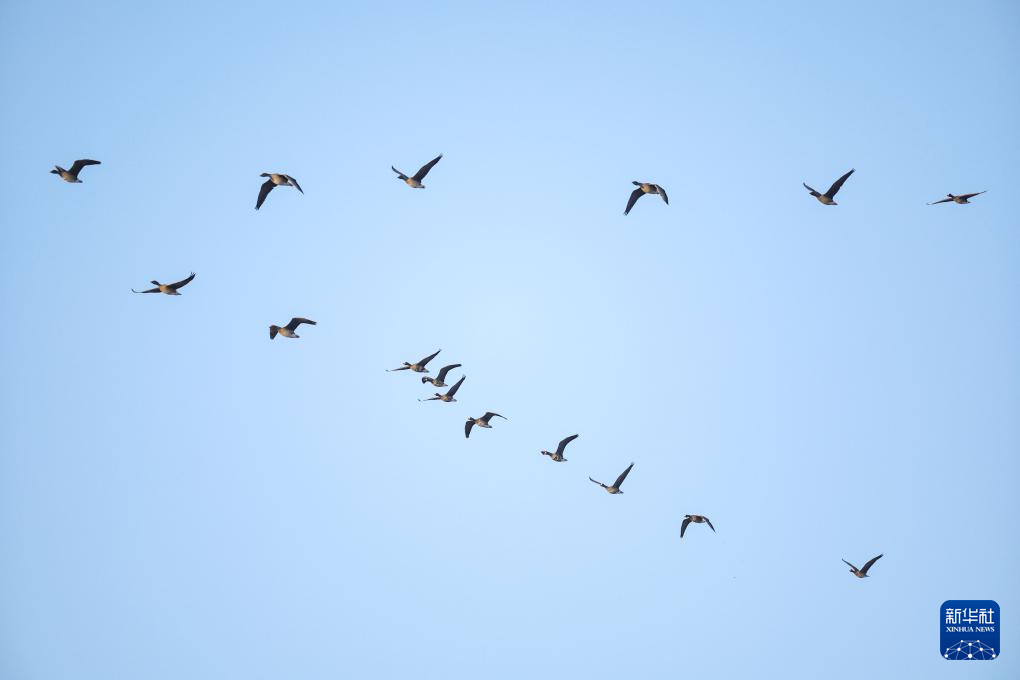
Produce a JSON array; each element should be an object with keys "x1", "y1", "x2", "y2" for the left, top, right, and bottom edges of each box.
[
  {"x1": 51, "y1": 159, "x2": 101, "y2": 183},
  {"x1": 541, "y1": 434, "x2": 578, "y2": 462},
  {"x1": 589, "y1": 462, "x2": 634, "y2": 494},
  {"x1": 842, "y1": 554, "x2": 883, "y2": 578},
  {"x1": 465, "y1": 412, "x2": 506, "y2": 438},
  {"x1": 269, "y1": 317, "x2": 316, "y2": 339},
  {"x1": 421, "y1": 363, "x2": 462, "y2": 387},
  {"x1": 388, "y1": 349, "x2": 441, "y2": 373},
  {"x1": 392, "y1": 154, "x2": 442, "y2": 188},
  {"x1": 420, "y1": 375, "x2": 465, "y2": 402},
  {"x1": 255, "y1": 173, "x2": 303, "y2": 210},
  {"x1": 624, "y1": 182, "x2": 668, "y2": 215},
  {"x1": 928, "y1": 191, "x2": 987, "y2": 205},
  {"x1": 803, "y1": 168, "x2": 854, "y2": 205},
  {"x1": 680, "y1": 514, "x2": 716, "y2": 538},
  {"x1": 132, "y1": 272, "x2": 196, "y2": 295}
]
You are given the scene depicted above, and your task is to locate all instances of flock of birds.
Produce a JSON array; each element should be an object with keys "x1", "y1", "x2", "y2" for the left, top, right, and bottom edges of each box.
[{"x1": 50, "y1": 150, "x2": 990, "y2": 578}]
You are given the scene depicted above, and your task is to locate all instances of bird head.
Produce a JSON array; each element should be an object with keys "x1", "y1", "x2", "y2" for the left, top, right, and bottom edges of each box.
[
  {"x1": 421, "y1": 376, "x2": 431, "y2": 384},
  {"x1": 260, "y1": 173, "x2": 271, "y2": 178}
]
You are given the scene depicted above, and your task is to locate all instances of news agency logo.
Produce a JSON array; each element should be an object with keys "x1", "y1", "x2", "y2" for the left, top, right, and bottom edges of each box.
[{"x1": 941, "y1": 600, "x2": 999, "y2": 660}]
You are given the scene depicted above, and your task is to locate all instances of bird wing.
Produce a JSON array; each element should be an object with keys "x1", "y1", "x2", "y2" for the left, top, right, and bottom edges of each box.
[
  {"x1": 288, "y1": 176, "x2": 304, "y2": 194},
  {"x1": 132, "y1": 286, "x2": 160, "y2": 293},
  {"x1": 589, "y1": 477, "x2": 605, "y2": 488},
  {"x1": 860, "y1": 554, "x2": 883, "y2": 574},
  {"x1": 927, "y1": 197, "x2": 953, "y2": 205},
  {"x1": 613, "y1": 462, "x2": 634, "y2": 488},
  {"x1": 413, "y1": 154, "x2": 443, "y2": 181},
  {"x1": 958, "y1": 191, "x2": 986, "y2": 200},
  {"x1": 657, "y1": 185, "x2": 669, "y2": 204},
  {"x1": 803, "y1": 182, "x2": 821, "y2": 197},
  {"x1": 556, "y1": 434, "x2": 579, "y2": 456},
  {"x1": 445, "y1": 375, "x2": 466, "y2": 397},
  {"x1": 704, "y1": 517, "x2": 716, "y2": 532},
  {"x1": 68, "y1": 159, "x2": 101, "y2": 175},
  {"x1": 825, "y1": 168, "x2": 855, "y2": 198},
  {"x1": 481, "y1": 412, "x2": 506, "y2": 423},
  {"x1": 624, "y1": 188, "x2": 643, "y2": 215},
  {"x1": 435, "y1": 363, "x2": 462, "y2": 382},
  {"x1": 256, "y1": 179, "x2": 275, "y2": 209},
  {"x1": 417, "y1": 349, "x2": 441, "y2": 367},
  {"x1": 285, "y1": 317, "x2": 316, "y2": 331},
  {"x1": 465, "y1": 420, "x2": 475, "y2": 438},
  {"x1": 680, "y1": 517, "x2": 691, "y2": 538},
  {"x1": 168, "y1": 272, "x2": 196, "y2": 290},
  {"x1": 841, "y1": 559, "x2": 858, "y2": 571},
  {"x1": 391, "y1": 166, "x2": 409, "y2": 180}
]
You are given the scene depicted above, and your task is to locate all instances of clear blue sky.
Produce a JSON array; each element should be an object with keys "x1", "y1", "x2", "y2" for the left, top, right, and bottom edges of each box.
[{"x1": 1, "y1": 2, "x2": 1018, "y2": 678}]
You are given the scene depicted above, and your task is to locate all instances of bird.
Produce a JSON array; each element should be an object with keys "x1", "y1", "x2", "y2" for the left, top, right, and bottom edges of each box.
[
  {"x1": 589, "y1": 463, "x2": 634, "y2": 494},
  {"x1": 388, "y1": 349, "x2": 441, "y2": 373},
  {"x1": 392, "y1": 154, "x2": 442, "y2": 188},
  {"x1": 624, "y1": 182, "x2": 668, "y2": 215},
  {"x1": 269, "y1": 317, "x2": 316, "y2": 339},
  {"x1": 420, "y1": 375, "x2": 465, "y2": 402},
  {"x1": 465, "y1": 412, "x2": 506, "y2": 438},
  {"x1": 928, "y1": 191, "x2": 987, "y2": 205},
  {"x1": 680, "y1": 514, "x2": 716, "y2": 538},
  {"x1": 50, "y1": 159, "x2": 101, "y2": 183},
  {"x1": 132, "y1": 272, "x2": 196, "y2": 295},
  {"x1": 541, "y1": 434, "x2": 578, "y2": 462},
  {"x1": 803, "y1": 168, "x2": 854, "y2": 205},
  {"x1": 255, "y1": 173, "x2": 303, "y2": 210},
  {"x1": 421, "y1": 363, "x2": 462, "y2": 387},
  {"x1": 843, "y1": 554, "x2": 883, "y2": 578}
]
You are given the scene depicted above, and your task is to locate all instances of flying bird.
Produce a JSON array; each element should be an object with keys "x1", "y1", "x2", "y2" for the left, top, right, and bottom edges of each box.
[
  {"x1": 51, "y1": 159, "x2": 101, "y2": 183},
  {"x1": 388, "y1": 349, "x2": 441, "y2": 373},
  {"x1": 392, "y1": 154, "x2": 442, "y2": 188},
  {"x1": 541, "y1": 434, "x2": 578, "y2": 462},
  {"x1": 132, "y1": 272, "x2": 196, "y2": 295},
  {"x1": 421, "y1": 363, "x2": 462, "y2": 387},
  {"x1": 624, "y1": 182, "x2": 668, "y2": 215},
  {"x1": 256, "y1": 173, "x2": 303, "y2": 210},
  {"x1": 803, "y1": 168, "x2": 854, "y2": 205},
  {"x1": 420, "y1": 375, "x2": 465, "y2": 403},
  {"x1": 465, "y1": 412, "x2": 506, "y2": 438},
  {"x1": 269, "y1": 317, "x2": 316, "y2": 339},
  {"x1": 589, "y1": 462, "x2": 634, "y2": 494},
  {"x1": 843, "y1": 554, "x2": 883, "y2": 578},
  {"x1": 680, "y1": 514, "x2": 716, "y2": 538},
  {"x1": 928, "y1": 191, "x2": 987, "y2": 205}
]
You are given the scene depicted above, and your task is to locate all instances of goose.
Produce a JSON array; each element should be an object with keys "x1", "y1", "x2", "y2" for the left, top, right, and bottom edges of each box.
[
  {"x1": 51, "y1": 159, "x2": 101, "y2": 183},
  {"x1": 680, "y1": 514, "x2": 716, "y2": 538},
  {"x1": 421, "y1": 363, "x2": 462, "y2": 387},
  {"x1": 392, "y1": 154, "x2": 442, "y2": 188},
  {"x1": 269, "y1": 317, "x2": 316, "y2": 339},
  {"x1": 256, "y1": 173, "x2": 303, "y2": 210},
  {"x1": 804, "y1": 168, "x2": 854, "y2": 205},
  {"x1": 541, "y1": 434, "x2": 578, "y2": 462},
  {"x1": 132, "y1": 272, "x2": 196, "y2": 295},
  {"x1": 589, "y1": 462, "x2": 634, "y2": 494},
  {"x1": 928, "y1": 191, "x2": 986, "y2": 205},
  {"x1": 843, "y1": 554, "x2": 883, "y2": 578},
  {"x1": 420, "y1": 375, "x2": 465, "y2": 402},
  {"x1": 624, "y1": 182, "x2": 668, "y2": 215},
  {"x1": 465, "y1": 412, "x2": 506, "y2": 438},
  {"x1": 388, "y1": 349, "x2": 441, "y2": 373}
]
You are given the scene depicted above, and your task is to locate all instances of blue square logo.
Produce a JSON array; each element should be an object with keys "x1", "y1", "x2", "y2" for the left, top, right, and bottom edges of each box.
[{"x1": 941, "y1": 600, "x2": 999, "y2": 660}]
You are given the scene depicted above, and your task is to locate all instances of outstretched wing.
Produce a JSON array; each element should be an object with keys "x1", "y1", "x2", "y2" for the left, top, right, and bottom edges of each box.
[
  {"x1": 132, "y1": 286, "x2": 160, "y2": 294},
  {"x1": 927, "y1": 197, "x2": 953, "y2": 205},
  {"x1": 860, "y1": 554, "x2": 883, "y2": 575},
  {"x1": 69, "y1": 159, "x2": 101, "y2": 175},
  {"x1": 391, "y1": 166, "x2": 409, "y2": 180},
  {"x1": 624, "y1": 188, "x2": 643, "y2": 215},
  {"x1": 445, "y1": 375, "x2": 466, "y2": 397},
  {"x1": 841, "y1": 559, "x2": 858, "y2": 571},
  {"x1": 657, "y1": 185, "x2": 669, "y2": 204},
  {"x1": 556, "y1": 434, "x2": 579, "y2": 456},
  {"x1": 704, "y1": 517, "x2": 716, "y2": 532},
  {"x1": 680, "y1": 517, "x2": 692, "y2": 538},
  {"x1": 803, "y1": 182, "x2": 820, "y2": 197},
  {"x1": 589, "y1": 477, "x2": 605, "y2": 488},
  {"x1": 465, "y1": 420, "x2": 475, "y2": 438},
  {"x1": 957, "y1": 191, "x2": 986, "y2": 200},
  {"x1": 256, "y1": 179, "x2": 274, "y2": 209},
  {"x1": 417, "y1": 349, "x2": 441, "y2": 367},
  {"x1": 168, "y1": 272, "x2": 196, "y2": 290},
  {"x1": 436, "y1": 363, "x2": 462, "y2": 382},
  {"x1": 482, "y1": 412, "x2": 506, "y2": 423},
  {"x1": 613, "y1": 462, "x2": 634, "y2": 488},
  {"x1": 285, "y1": 317, "x2": 316, "y2": 331},
  {"x1": 825, "y1": 168, "x2": 855, "y2": 198},
  {"x1": 288, "y1": 176, "x2": 303, "y2": 194},
  {"x1": 413, "y1": 154, "x2": 443, "y2": 182}
]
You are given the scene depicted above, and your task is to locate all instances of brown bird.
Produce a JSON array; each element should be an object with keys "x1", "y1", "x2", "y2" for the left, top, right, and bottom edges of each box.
[
  {"x1": 843, "y1": 554, "x2": 883, "y2": 578},
  {"x1": 132, "y1": 272, "x2": 196, "y2": 295},
  {"x1": 804, "y1": 168, "x2": 854, "y2": 205},
  {"x1": 392, "y1": 154, "x2": 442, "y2": 188},
  {"x1": 541, "y1": 434, "x2": 578, "y2": 462},
  {"x1": 421, "y1": 363, "x2": 462, "y2": 387},
  {"x1": 680, "y1": 514, "x2": 715, "y2": 538},
  {"x1": 928, "y1": 191, "x2": 986, "y2": 205},
  {"x1": 624, "y1": 182, "x2": 668, "y2": 215},
  {"x1": 51, "y1": 159, "x2": 101, "y2": 183},
  {"x1": 465, "y1": 412, "x2": 506, "y2": 438},
  {"x1": 589, "y1": 463, "x2": 634, "y2": 494},
  {"x1": 256, "y1": 173, "x2": 303, "y2": 210},
  {"x1": 269, "y1": 317, "x2": 316, "y2": 339},
  {"x1": 420, "y1": 375, "x2": 465, "y2": 403},
  {"x1": 388, "y1": 349, "x2": 441, "y2": 373}
]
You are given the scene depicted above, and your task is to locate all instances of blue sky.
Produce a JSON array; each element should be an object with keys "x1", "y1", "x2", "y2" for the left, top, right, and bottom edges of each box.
[{"x1": 1, "y1": 2, "x2": 1018, "y2": 678}]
